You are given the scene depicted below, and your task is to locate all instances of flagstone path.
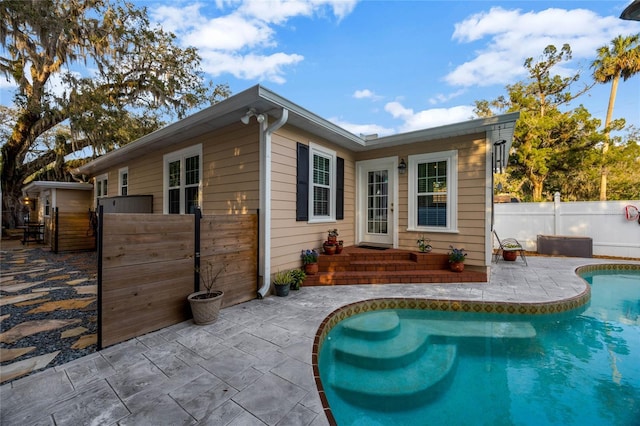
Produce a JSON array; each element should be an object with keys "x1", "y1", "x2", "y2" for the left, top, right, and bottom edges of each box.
[{"x1": 0, "y1": 244, "x2": 97, "y2": 384}]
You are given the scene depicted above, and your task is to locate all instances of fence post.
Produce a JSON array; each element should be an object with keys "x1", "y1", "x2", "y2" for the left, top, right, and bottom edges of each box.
[
  {"x1": 53, "y1": 207, "x2": 59, "y2": 253},
  {"x1": 194, "y1": 208, "x2": 201, "y2": 294},
  {"x1": 96, "y1": 205, "x2": 103, "y2": 350},
  {"x1": 554, "y1": 192, "x2": 561, "y2": 235}
]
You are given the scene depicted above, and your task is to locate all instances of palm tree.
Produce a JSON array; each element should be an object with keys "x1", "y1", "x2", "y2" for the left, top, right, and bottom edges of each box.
[{"x1": 591, "y1": 34, "x2": 640, "y2": 200}]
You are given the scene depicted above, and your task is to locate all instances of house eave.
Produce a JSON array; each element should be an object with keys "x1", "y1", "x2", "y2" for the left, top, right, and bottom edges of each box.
[
  {"x1": 74, "y1": 85, "x2": 367, "y2": 176},
  {"x1": 22, "y1": 181, "x2": 93, "y2": 196},
  {"x1": 363, "y1": 112, "x2": 521, "y2": 150}
]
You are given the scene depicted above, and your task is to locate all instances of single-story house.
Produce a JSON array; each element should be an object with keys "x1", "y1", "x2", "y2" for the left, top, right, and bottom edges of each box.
[
  {"x1": 21, "y1": 181, "x2": 95, "y2": 251},
  {"x1": 74, "y1": 85, "x2": 519, "y2": 296}
]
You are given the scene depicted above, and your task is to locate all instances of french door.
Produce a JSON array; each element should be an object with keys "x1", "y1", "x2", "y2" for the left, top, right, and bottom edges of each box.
[{"x1": 357, "y1": 158, "x2": 398, "y2": 246}]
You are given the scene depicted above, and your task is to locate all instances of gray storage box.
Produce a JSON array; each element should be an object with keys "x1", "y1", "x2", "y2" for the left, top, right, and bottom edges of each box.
[
  {"x1": 537, "y1": 235, "x2": 592, "y2": 258},
  {"x1": 98, "y1": 195, "x2": 153, "y2": 213}
]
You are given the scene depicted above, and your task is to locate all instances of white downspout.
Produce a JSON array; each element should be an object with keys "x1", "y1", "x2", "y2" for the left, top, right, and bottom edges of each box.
[{"x1": 258, "y1": 108, "x2": 289, "y2": 298}]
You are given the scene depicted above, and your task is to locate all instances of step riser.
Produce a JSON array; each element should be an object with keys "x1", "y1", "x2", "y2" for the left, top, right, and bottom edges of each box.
[
  {"x1": 306, "y1": 247, "x2": 487, "y2": 285},
  {"x1": 304, "y1": 272, "x2": 487, "y2": 286},
  {"x1": 333, "y1": 356, "x2": 457, "y2": 410}
]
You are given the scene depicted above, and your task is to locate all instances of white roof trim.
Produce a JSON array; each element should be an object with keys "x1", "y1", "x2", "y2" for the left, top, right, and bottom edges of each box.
[
  {"x1": 74, "y1": 84, "x2": 520, "y2": 176},
  {"x1": 22, "y1": 181, "x2": 93, "y2": 195}
]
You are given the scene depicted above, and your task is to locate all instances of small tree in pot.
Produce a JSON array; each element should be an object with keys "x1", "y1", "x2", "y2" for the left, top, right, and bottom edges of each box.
[{"x1": 188, "y1": 261, "x2": 225, "y2": 325}]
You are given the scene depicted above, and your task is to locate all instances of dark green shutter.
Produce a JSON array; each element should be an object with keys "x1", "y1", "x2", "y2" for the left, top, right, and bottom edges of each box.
[
  {"x1": 296, "y1": 143, "x2": 309, "y2": 221},
  {"x1": 336, "y1": 157, "x2": 344, "y2": 220}
]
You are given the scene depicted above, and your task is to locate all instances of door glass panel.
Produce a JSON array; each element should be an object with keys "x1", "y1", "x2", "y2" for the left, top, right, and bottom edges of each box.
[{"x1": 367, "y1": 170, "x2": 388, "y2": 235}]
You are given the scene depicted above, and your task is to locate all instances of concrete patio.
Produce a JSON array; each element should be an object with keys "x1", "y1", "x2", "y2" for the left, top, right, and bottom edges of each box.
[{"x1": 1, "y1": 255, "x2": 636, "y2": 426}]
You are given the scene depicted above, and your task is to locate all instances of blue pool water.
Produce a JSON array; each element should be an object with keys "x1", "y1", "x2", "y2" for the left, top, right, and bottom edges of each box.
[{"x1": 318, "y1": 268, "x2": 640, "y2": 425}]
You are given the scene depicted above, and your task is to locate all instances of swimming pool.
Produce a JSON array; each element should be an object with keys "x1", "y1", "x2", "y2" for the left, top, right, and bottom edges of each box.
[{"x1": 316, "y1": 265, "x2": 640, "y2": 425}]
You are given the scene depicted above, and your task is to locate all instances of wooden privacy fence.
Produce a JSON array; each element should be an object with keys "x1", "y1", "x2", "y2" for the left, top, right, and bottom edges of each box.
[
  {"x1": 98, "y1": 209, "x2": 258, "y2": 348},
  {"x1": 51, "y1": 208, "x2": 96, "y2": 253}
]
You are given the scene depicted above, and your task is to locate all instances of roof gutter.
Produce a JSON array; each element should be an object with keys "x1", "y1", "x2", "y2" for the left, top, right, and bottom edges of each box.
[{"x1": 257, "y1": 108, "x2": 289, "y2": 299}]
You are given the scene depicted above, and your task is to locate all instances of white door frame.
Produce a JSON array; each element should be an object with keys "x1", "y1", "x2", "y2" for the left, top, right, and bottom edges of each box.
[{"x1": 356, "y1": 157, "x2": 399, "y2": 247}]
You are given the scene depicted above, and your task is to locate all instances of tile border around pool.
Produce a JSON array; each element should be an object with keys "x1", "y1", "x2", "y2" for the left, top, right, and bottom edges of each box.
[{"x1": 312, "y1": 263, "x2": 640, "y2": 425}]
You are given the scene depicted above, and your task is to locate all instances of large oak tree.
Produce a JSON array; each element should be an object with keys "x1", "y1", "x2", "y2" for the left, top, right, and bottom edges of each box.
[{"x1": 0, "y1": 0, "x2": 229, "y2": 227}]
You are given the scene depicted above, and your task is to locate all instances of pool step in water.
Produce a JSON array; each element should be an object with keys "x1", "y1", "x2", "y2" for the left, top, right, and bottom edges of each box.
[
  {"x1": 422, "y1": 319, "x2": 537, "y2": 339},
  {"x1": 334, "y1": 320, "x2": 429, "y2": 369},
  {"x1": 330, "y1": 342, "x2": 457, "y2": 408}
]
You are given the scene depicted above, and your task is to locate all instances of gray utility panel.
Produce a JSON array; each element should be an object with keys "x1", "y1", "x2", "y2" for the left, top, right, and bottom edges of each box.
[{"x1": 98, "y1": 195, "x2": 153, "y2": 213}]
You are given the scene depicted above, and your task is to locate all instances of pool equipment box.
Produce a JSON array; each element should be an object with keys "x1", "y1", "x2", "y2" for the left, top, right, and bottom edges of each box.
[{"x1": 537, "y1": 235, "x2": 592, "y2": 258}]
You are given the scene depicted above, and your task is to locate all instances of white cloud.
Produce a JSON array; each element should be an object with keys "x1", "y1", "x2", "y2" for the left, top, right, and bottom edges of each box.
[
  {"x1": 446, "y1": 6, "x2": 639, "y2": 87},
  {"x1": 200, "y1": 51, "x2": 303, "y2": 83},
  {"x1": 330, "y1": 117, "x2": 394, "y2": 137},
  {"x1": 151, "y1": 0, "x2": 358, "y2": 84},
  {"x1": 428, "y1": 89, "x2": 466, "y2": 105},
  {"x1": 353, "y1": 89, "x2": 383, "y2": 101},
  {"x1": 183, "y1": 15, "x2": 274, "y2": 51},
  {"x1": 385, "y1": 101, "x2": 475, "y2": 132}
]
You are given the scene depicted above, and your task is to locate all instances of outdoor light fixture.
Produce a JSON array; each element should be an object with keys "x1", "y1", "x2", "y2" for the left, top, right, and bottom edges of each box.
[
  {"x1": 398, "y1": 158, "x2": 407, "y2": 175},
  {"x1": 240, "y1": 108, "x2": 265, "y2": 125},
  {"x1": 621, "y1": 0, "x2": 640, "y2": 20}
]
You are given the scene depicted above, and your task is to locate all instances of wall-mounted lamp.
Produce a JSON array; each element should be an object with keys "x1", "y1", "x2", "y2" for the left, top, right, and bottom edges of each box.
[
  {"x1": 240, "y1": 108, "x2": 265, "y2": 125},
  {"x1": 398, "y1": 158, "x2": 407, "y2": 175}
]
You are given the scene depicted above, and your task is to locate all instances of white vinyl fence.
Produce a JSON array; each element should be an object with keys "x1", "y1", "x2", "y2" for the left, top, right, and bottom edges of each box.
[{"x1": 494, "y1": 193, "x2": 640, "y2": 259}]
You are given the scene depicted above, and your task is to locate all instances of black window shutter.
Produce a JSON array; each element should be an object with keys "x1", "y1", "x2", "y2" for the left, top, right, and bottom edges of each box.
[
  {"x1": 296, "y1": 143, "x2": 309, "y2": 221},
  {"x1": 336, "y1": 157, "x2": 344, "y2": 220}
]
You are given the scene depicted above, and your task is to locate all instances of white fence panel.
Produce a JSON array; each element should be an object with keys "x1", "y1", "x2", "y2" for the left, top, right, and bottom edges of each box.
[{"x1": 494, "y1": 195, "x2": 640, "y2": 259}]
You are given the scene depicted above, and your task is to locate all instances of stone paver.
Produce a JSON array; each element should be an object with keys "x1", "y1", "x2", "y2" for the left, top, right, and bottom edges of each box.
[
  {"x1": 1, "y1": 254, "x2": 638, "y2": 425},
  {"x1": 1, "y1": 242, "x2": 97, "y2": 383}
]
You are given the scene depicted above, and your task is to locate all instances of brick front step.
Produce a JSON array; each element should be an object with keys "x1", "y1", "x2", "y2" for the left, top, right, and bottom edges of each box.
[
  {"x1": 303, "y1": 269, "x2": 487, "y2": 286},
  {"x1": 303, "y1": 246, "x2": 487, "y2": 286}
]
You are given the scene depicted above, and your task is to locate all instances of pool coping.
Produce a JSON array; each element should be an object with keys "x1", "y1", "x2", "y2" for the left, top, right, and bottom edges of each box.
[{"x1": 312, "y1": 263, "x2": 639, "y2": 425}]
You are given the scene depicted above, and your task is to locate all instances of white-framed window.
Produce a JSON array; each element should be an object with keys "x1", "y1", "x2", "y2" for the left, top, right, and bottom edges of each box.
[
  {"x1": 96, "y1": 174, "x2": 108, "y2": 199},
  {"x1": 118, "y1": 167, "x2": 128, "y2": 196},
  {"x1": 163, "y1": 144, "x2": 202, "y2": 214},
  {"x1": 408, "y1": 150, "x2": 458, "y2": 232},
  {"x1": 309, "y1": 143, "x2": 336, "y2": 222}
]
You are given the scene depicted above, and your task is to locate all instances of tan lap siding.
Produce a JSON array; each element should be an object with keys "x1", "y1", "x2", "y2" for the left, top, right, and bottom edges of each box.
[
  {"x1": 270, "y1": 126, "x2": 356, "y2": 272},
  {"x1": 355, "y1": 133, "x2": 488, "y2": 266},
  {"x1": 93, "y1": 123, "x2": 260, "y2": 215}
]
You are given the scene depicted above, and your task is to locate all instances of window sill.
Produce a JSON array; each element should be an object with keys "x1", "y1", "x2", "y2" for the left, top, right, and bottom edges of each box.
[
  {"x1": 407, "y1": 227, "x2": 459, "y2": 234},
  {"x1": 308, "y1": 218, "x2": 337, "y2": 224}
]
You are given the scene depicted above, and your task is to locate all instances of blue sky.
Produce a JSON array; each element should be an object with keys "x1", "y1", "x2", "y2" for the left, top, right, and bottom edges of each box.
[{"x1": 2, "y1": 0, "x2": 640, "y2": 138}]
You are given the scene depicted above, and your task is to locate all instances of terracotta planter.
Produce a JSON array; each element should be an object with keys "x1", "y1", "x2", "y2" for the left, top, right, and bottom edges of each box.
[
  {"x1": 450, "y1": 262, "x2": 465, "y2": 273},
  {"x1": 304, "y1": 263, "x2": 319, "y2": 275},
  {"x1": 188, "y1": 290, "x2": 224, "y2": 325},
  {"x1": 503, "y1": 250, "x2": 518, "y2": 261},
  {"x1": 323, "y1": 244, "x2": 336, "y2": 255},
  {"x1": 327, "y1": 235, "x2": 338, "y2": 244},
  {"x1": 335, "y1": 242, "x2": 344, "y2": 254}
]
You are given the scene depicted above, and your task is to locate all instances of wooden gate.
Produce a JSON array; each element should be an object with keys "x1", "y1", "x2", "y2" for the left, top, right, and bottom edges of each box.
[
  {"x1": 51, "y1": 208, "x2": 96, "y2": 253},
  {"x1": 98, "y1": 209, "x2": 258, "y2": 348}
]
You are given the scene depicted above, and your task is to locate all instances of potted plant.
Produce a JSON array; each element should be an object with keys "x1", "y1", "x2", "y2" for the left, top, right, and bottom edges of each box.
[
  {"x1": 417, "y1": 235, "x2": 432, "y2": 253},
  {"x1": 327, "y1": 229, "x2": 339, "y2": 244},
  {"x1": 323, "y1": 242, "x2": 337, "y2": 255},
  {"x1": 188, "y1": 261, "x2": 225, "y2": 325},
  {"x1": 301, "y1": 249, "x2": 319, "y2": 274},
  {"x1": 336, "y1": 240, "x2": 344, "y2": 254},
  {"x1": 290, "y1": 269, "x2": 306, "y2": 290},
  {"x1": 448, "y1": 246, "x2": 467, "y2": 272},
  {"x1": 502, "y1": 243, "x2": 520, "y2": 261},
  {"x1": 273, "y1": 270, "x2": 293, "y2": 296}
]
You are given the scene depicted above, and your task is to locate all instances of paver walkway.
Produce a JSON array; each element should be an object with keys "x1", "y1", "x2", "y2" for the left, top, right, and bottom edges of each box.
[
  {"x1": 1, "y1": 241, "x2": 97, "y2": 384},
  {"x1": 1, "y1": 250, "x2": 636, "y2": 425}
]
